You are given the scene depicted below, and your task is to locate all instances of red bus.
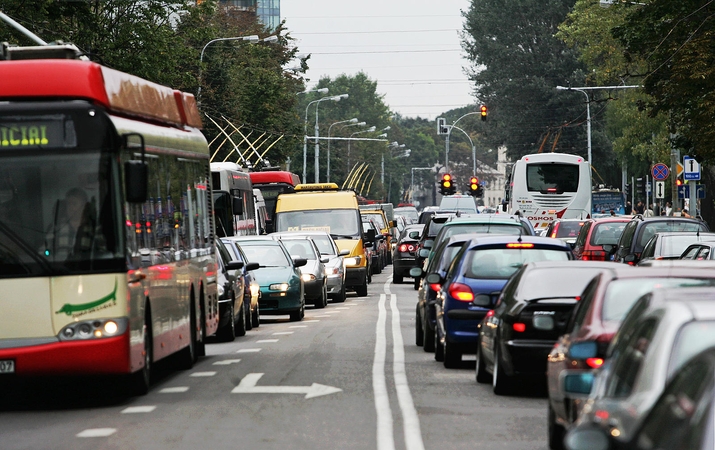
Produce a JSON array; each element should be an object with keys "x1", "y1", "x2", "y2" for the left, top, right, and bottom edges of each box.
[
  {"x1": 249, "y1": 170, "x2": 300, "y2": 232},
  {"x1": 0, "y1": 48, "x2": 218, "y2": 395}
]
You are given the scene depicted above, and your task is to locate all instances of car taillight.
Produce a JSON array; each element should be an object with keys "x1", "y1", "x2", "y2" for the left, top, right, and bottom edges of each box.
[
  {"x1": 399, "y1": 244, "x2": 416, "y2": 253},
  {"x1": 448, "y1": 283, "x2": 474, "y2": 302},
  {"x1": 582, "y1": 250, "x2": 606, "y2": 261},
  {"x1": 586, "y1": 357, "x2": 604, "y2": 368},
  {"x1": 513, "y1": 323, "x2": 526, "y2": 332},
  {"x1": 429, "y1": 283, "x2": 441, "y2": 293}
]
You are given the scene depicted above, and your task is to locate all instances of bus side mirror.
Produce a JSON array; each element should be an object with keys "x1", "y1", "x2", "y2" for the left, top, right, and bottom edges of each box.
[
  {"x1": 232, "y1": 196, "x2": 243, "y2": 215},
  {"x1": 366, "y1": 229, "x2": 377, "y2": 242},
  {"x1": 123, "y1": 133, "x2": 148, "y2": 203}
]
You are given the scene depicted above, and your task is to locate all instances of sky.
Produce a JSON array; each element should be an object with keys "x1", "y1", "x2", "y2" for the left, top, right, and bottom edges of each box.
[{"x1": 280, "y1": 0, "x2": 474, "y2": 120}]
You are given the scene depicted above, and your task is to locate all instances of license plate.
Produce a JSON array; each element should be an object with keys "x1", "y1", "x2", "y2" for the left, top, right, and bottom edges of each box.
[{"x1": 0, "y1": 360, "x2": 15, "y2": 374}]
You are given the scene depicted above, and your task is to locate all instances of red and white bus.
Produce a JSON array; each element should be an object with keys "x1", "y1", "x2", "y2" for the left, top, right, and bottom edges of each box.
[
  {"x1": 0, "y1": 50, "x2": 218, "y2": 394},
  {"x1": 503, "y1": 153, "x2": 592, "y2": 230},
  {"x1": 249, "y1": 170, "x2": 300, "y2": 232}
]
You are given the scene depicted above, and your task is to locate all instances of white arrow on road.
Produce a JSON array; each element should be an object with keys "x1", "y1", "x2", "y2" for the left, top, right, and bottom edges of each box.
[{"x1": 232, "y1": 373, "x2": 342, "y2": 399}]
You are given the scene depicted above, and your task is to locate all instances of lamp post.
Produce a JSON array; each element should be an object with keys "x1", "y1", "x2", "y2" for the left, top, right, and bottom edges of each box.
[
  {"x1": 303, "y1": 94, "x2": 346, "y2": 183},
  {"x1": 297, "y1": 87, "x2": 329, "y2": 95},
  {"x1": 329, "y1": 121, "x2": 366, "y2": 183},
  {"x1": 411, "y1": 167, "x2": 433, "y2": 203},
  {"x1": 314, "y1": 93, "x2": 348, "y2": 183},
  {"x1": 450, "y1": 125, "x2": 477, "y2": 174},
  {"x1": 347, "y1": 126, "x2": 376, "y2": 174},
  {"x1": 197, "y1": 35, "x2": 276, "y2": 103},
  {"x1": 445, "y1": 111, "x2": 482, "y2": 173},
  {"x1": 326, "y1": 118, "x2": 358, "y2": 183},
  {"x1": 383, "y1": 142, "x2": 406, "y2": 184}
]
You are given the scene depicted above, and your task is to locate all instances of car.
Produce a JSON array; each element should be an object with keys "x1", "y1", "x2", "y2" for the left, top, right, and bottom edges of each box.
[
  {"x1": 413, "y1": 212, "x2": 458, "y2": 289},
  {"x1": 413, "y1": 233, "x2": 479, "y2": 353},
  {"x1": 219, "y1": 238, "x2": 261, "y2": 330},
  {"x1": 572, "y1": 217, "x2": 631, "y2": 261},
  {"x1": 394, "y1": 205, "x2": 419, "y2": 224},
  {"x1": 272, "y1": 231, "x2": 349, "y2": 303},
  {"x1": 360, "y1": 208, "x2": 393, "y2": 266},
  {"x1": 637, "y1": 231, "x2": 715, "y2": 265},
  {"x1": 271, "y1": 234, "x2": 330, "y2": 309},
  {"x1": 223, "y1": 236, "x2": 307, "y2": 322},
  {"x1": 545, "y1": 265, "x2": 715, "y2": 449},
  {"x1": 565, "y1": 286, "x2": 715, "y2": 445},
  {"x1": 392, "y1": 224, "x2": 424, "y2": 284},
  {"x1": 544, "y1": 218, "x2": 587, "y2": 248},
  {"x1": 564, "y1": 345, "x2": 715, "y2": 450},
  {"x1": 429, "y1": 235, "x2": 575, "y2": 368},
  {"x1": 417, "y1": 205, "x2": 441, "y2": 224},
  {"x1": 476, "y1": 261, "x2": 613, "y2": 394},
  {"x1": 613, "y1": 215, "x2": 709, "y2": 265},
  {"x1": 680, "y1": 241, "x2": 715, "y2": 260},
  {"x1": 362, "y1": 218, "x2": 383, "y2": 276},
  {"x1": 214, "y1": 240, "x2": 252, "y2": 341}
]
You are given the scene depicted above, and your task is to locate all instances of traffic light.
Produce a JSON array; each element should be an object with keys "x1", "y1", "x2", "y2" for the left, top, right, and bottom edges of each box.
[
  {"x1": 437, "y1": 117, "x2": 448, "y2": 135},
  {"x1": 440, "y1": 173, "x2": 456, "y2": 196},
  {"x1": 676, "y1": 177, "x2": 683, "y2": 186},
  {"x1": 624, "y1": 183, "x2": 630, "y2": 197},
  {"x1": 635, "y1": 177, "x2": 644, "y2": 197},
  {"x1": 480, "y1": 105, "x2": 488, "y2": 122},
  {"x1": 468, "y1": 176, "x2": 483, "y2": 197}
]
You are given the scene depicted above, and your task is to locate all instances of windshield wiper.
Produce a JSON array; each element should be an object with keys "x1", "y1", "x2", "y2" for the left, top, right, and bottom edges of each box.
[
  {"x1": 0, "y1": 220, "x2": 56, "y2": 274},
  {"x1": 331, "y1": 234, "x2": 356, "y2": 240}
]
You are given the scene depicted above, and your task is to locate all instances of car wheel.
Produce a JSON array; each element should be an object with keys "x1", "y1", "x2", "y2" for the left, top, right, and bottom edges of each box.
[
  {"x1": 413, "y1": 276, "x2": 420, "y2": 291},
  {"x1": 333, "y1": 283, "x2": 346, "y2": 303},
  {"x1": 492, "y1": 347, "x2": 513, "y2": 395},
  {"x1": 315, "y1": 285, "x2": 327, "y2": 309},
  {"x1": 443, "y1": 337, "x2": 461, "y2": 368},
  {"x1": 367, "y1": 266, "x2": 373, "y2": 284},
  {"x1": 251, "y1": 305, "x2": 260, "y2": 328},
  {"x1": 434, "y1": 328, "x2": 444, "y2": 362},
  {"x1": 393, "y1": 272, "x2": 403, "y2": 284},
  {"x1": 548, "y1": 403, "x2": 566, "y2": 450},
  {"x1": 475, "y1": 338, "x2": 491, "y2": 383},
  {"x1": 235, "y1": 301, "x2": 247, "y2": 337},
  {"x1": 415, "y1": 303, "x2": 424, "y2": 346},
  {"x1": 217, "y1": 301, "x2": 236, "y2": 342},
  {"x1": 289, "y1": 301, "x2": 305, "y2": 322},
  {"x1": 356, "y1": 274, "x2": 368, "y2": 297},
  {"x1": 244, "y1": 298, "x2": 253, "y2": 331},
  {"x1": 423, "y1": 311, "x2": 435, "y2": 352}
]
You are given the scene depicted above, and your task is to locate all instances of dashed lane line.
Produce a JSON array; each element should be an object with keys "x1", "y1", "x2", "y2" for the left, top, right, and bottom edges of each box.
[
  {"x1": 159, "y1": 387, "x2": 189, "y2": 393},
  {"x1": 272, "y1": 332, "x2": 294, "y2": 335},
  {"x1": 213, "y1": 359, "x2": 241, "y2": 365},
  {"x1": 256, "y1": 339, "x2": 279, "y2": 343},
  {"x1": 190, "y1": 371, "x2": 217, "y2": 377},
  {"x1": 236, "y1": 348, "x2": 262, "y2": 353},
  {"x1": 77, "y1": 428, "x2": 116, "y2": 438},
  {"x1": 121, "y1": 406, "x2": 157, "y2": 414}
]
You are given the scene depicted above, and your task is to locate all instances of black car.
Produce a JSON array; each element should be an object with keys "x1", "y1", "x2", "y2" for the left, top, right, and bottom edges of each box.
[
  {"x1": 476, "y1": 260, "x2": 614, "y2": 395},
  {"x1": 215, "y1": 240, "x2": 258, "y2": 341},
  {"x1": 392, "y1": 224, "x2": 424, "y2": 284},
  {"x1": 613, "y1": 215, "x2": 709, "y2": 265},
  {"x1": 221, "y1": 238, "x2": 262, "y2": 329},
  {"x1": 413, "y1": 212, "x2": 457, "y2": 289}
]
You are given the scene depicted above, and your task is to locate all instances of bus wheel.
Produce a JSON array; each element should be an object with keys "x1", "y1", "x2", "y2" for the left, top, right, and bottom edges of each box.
[{"x1": 127, "y1": 309, "x2": 152, "y2": 396}]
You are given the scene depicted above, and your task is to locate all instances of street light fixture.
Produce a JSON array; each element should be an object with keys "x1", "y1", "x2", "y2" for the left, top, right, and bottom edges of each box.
[
  {"x1": 326, "y1": 118, "x2": 359, "y2": 183},
  {"x1": 298, "y1": 87, "x2": 329, "y2": 95},
  {"x1": 383, "y1": 142, "x2": 406, "y2": 184},
  {"x1": 303, "y1": 94, "x2": 349, "y2": 183},
  {"x1": 347, "y1": 126, "x2": 376, "y2": 173}
]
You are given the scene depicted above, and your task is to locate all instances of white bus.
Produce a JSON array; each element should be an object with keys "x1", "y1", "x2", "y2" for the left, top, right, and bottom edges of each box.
[
  {"x1": 502, "y1": 153, "x2": 591, "y2": 230},
  {"x1": 210, "y1": 162, "x2": 257, "y2": 237},
  {"x1": 0, "y1": 53, "x2": 218, "y2": 395}
]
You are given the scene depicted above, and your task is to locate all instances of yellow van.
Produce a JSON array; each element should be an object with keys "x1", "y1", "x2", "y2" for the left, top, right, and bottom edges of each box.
[{"x1": 274, "y1": 184, "x2": 370, "y2": 296}]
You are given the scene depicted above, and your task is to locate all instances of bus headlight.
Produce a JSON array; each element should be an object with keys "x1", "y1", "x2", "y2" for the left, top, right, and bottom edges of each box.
[{"x1": 58, "y1": 318, "x2": 128, "y2": 341}]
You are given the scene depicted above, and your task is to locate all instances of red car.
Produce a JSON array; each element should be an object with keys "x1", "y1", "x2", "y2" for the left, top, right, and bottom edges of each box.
[
  {"x1": 545, "y1": 265, "x2": 715, "y2": 450},
  {"x1": 572, "y1": 217, "x2": 630, "y2": 261}
]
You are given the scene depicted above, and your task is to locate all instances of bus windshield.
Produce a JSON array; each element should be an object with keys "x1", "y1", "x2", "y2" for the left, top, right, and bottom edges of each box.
[
  {"x1": 526, "y1": 163, "x2": 579, "y2": 193},
  {"x1": 276, "y1": 209, "x2": 361, "y2": 239},
  {"x1": 0, "y1": 151, "x2": 123, "y2": 277}
]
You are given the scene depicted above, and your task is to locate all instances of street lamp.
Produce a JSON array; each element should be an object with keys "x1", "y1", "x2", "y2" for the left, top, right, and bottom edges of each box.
[
  {"x1": 383, "y1": 142, "x2": 406, "y2": 184},
  {"x1": 298, "y1": 87, "x2": 329, "y2": 95},
  {"x1": 197, "y1": 34, "x2": 275, "y2": 103},
  {"x1": 326, "y1": 118, "x2": 358, "y2": 183},
  {"x1": 347, "y1": 126, "x2": 376, "y2": 174},
  {"x1": 303, "y1": 94, "x2": 348, "y2": 183}
]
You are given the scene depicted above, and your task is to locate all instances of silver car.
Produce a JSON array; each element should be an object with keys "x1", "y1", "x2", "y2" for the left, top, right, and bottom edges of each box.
[
  {"x1": 564, "y1": 285, "x2": 715, "y2": 447},
  {"x1": 272, "y1": 231, "x2": 348, "y2": 303},
  {"x1": 271, "y1": 233, "x2": 329, "y2": 308}
]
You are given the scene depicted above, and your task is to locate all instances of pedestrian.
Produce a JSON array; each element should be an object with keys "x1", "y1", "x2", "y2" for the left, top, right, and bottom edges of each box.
[
  {"x1": 644, "y1": 204, "x2": 654, "y2": 217},
  {"x1": 635, "y1": 201, "x2": 645, "y2": 215},
  {"x1": 665, "y1": 201, "x2": 673, "y2": 216},
  {"x1": 683, "y1": 208, "x2": 691, "y2": 218},
  {"x1": 624, "y1": 201, "x2": 632, "y2": 215}
]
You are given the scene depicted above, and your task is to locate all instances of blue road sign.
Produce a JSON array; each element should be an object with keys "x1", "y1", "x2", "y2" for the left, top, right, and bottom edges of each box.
[
  {"x1": 651, "y1": 163, "x2": 670, "y2": 181},
  {"x1": 678, "y1": 185, "x2": 689, "y2": 198},
  {"x1": 683, "y1": 156, "x2": 701, "y2": 181}
]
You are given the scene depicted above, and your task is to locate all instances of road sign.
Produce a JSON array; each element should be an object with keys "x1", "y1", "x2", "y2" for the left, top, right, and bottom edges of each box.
[
  {"x1": 683, "y1": 156, "x2": 701, "y2": 181},
  {"x1": 678, "y1": 185, "x2": 689, "y2": 198},
  {"x1": 651, "y1": 163, "x2": 670, "y2": 181},
  {"x1": 697, "y1": 184, "x2": 707, "y2": 199},
  {"x1": 232, "y1": 373, "x2": 343, "y2": 398},
  {"x1": 675, "y1": 162, "x2": 684, "y2": 177},
  {"x1": 655, "y1": 181, "x2": 665, "y2": 199}
]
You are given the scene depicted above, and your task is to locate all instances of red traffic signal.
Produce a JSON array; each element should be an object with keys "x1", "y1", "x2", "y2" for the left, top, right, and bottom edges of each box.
[
  {"x1": 440, "y1": 173, "x2": 455, "y2": 195},
  {"x1": 468, "y1": 176, "x2": 482, "y2": 197},
  {"x1": 676, "y1": 178, "x2": 683, "y2": 186},
  {"x1": 480, "y1": 105, "x2": 487, "y2": 122}
]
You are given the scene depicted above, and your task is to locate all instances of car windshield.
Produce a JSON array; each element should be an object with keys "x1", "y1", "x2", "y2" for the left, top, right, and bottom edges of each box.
[
  {"x1": 363, "y1": 213, "x2": 386, "y2": 230},
  {"x1": 590, "y1": 222, "x2": 627, "y2": 246},
  {"x1": 276, "y1": 209, "x2": 360, "y2": 238},
  {"x1": 602, "y1": 278, "x2": 715, "y2": 323},
  {"x1": 238, "y1": 243, "x2": 290, "y2": 267},
  {"x1": 428, "y1": 220, "x2": 447, "y2": 237},
  {"x1": 442, "y1": 223, "x2": 524, "y2": 239},
  {"x1": 668, "y1": 321, "x2": 715, "y2": 376},
  {"x1": 463, "y1": 248, "x2": 569, "y2": 279}
]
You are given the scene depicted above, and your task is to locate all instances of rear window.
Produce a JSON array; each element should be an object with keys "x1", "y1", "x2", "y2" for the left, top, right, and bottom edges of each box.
[
  {"x1": 590, "y1": 222, "x2": 627, "y2": 246},
  {"x1": 311, "y1": 236, "x2": 335, "y2": 255},
  {"x1": 553, "y1": 221, "x2": 584, "y2": 238},
  {"x1": 428, "y1": 221, "x2": 446, "y2": 237},
  {"x1": 239, "y1": 243, "x2": 290, "y2": 266},
  {"x1": 439, "y1": 197, "x2": 477, "y2": 212},
  {"x1": 638, "y1": 221, "x2": 707, "y2": 248},
  {"x1": 602, "y1": 278, "x2": 715, "y2": 323},
  {"x1": 518, "y1": 267, "x2": 607, "y2": 300},
  {"x1": 463, "y1": 248, "x2": 570, "y2": 279},
  {"x1": 281, "y1": 239, "x2": 318, "y2": 260},
  {"x1": 363, "y1": 213, "x2": 386, "y2": 230},
  {"x1": 669, "y1": 321, "x2": 715, "y2": 376},
  {"x1": 661, "y1": 235, "x2": 712, "y2": 258},
  {"x1": 526, "y1": 163, "x2": 579, "y2": 192},
  {"x1": 442, "y1": 223, "x2": 525, "y2": 239}
]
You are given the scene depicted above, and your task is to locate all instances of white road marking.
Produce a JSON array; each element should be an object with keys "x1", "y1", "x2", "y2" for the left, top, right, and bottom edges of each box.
[
  {"x1": 311, "y1": 315, "x2": 331, "y2": 318},
  {"x1": 289, "y1": 325, "x2": 308, "y2": 328},
  {"x1": 335, "y1": 307, "x2": 351, "y2": 309},
  {"x1": 232, "y1": 373, "x2": 342, "y2": 399},
  {"x1": 213, "y1": 359, "x2": 241, "y2": 365},
  {"x1": 236, "y1": 348, "x2": 262, "y2": 353},
  {"x1": 257, "y1": 339, "x2": 279, "y2": 343},
  {"x1": 77, "y1": 428, "x2": 116, "y2": 438},
  {"x1": 121, "y1": 406, "x2": 156, "y2": 414},
  {"x1": 190, "y1": 371, "x2": 217, "y2": 377},
  {"x1": 303, "y1": 319, "x2": 320, "y2": 322},
  {"x1": 159, "y1": 386, "x2": 189, "y2": 393},
  {"x1": 374, "y1": 294, "x2": 394, "y2": 450},
  {"x1": 272, "y1": 332, "x2": 294, "y2": 335}
]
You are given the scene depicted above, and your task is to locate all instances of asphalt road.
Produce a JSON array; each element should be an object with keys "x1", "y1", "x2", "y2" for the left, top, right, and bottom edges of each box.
[{"x1": 0, "y1": 270, "x2": 549, "y2": 450}]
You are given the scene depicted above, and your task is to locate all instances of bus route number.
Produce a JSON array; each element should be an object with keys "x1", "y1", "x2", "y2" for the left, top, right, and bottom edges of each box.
[{"x1": 0, "y1": 359, "x2": 15, "y2": 374}]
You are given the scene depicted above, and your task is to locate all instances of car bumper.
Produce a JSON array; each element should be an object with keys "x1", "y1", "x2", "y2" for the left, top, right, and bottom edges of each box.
[
  {"x1": 303, "y1": 280, "x2": 323, "y2": 299},
  {"x1": 443, "y1": 309, "x2": 489, "y2": 353},
  {"x1": 345, "y1": 267, "x2": 367, "y2": 287},
  {"x1": 393, "y1": 257, "x2": 418, "y2": 275},
  {"x1": 505, "y1": 339, "x2": 556, "y2": 375},
  {"x1": 258, "y1": 290, "x2": 302, "y2": 314},
  {"x1": 326, "y1": 275, "x2": 343, "y2": 294}
]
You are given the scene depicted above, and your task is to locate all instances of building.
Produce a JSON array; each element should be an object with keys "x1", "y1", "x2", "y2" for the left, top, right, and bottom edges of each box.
[{"x1": 220, "y1": 0, "x2": 280, "y2": 31}]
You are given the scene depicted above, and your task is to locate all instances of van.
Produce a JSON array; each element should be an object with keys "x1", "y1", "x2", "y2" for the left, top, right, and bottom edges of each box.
[
  {"x1": 274, "y1": 183, "x2": 370, "y2": 296},
  {"x1": 438, "y1": 194, "x2": 479, "y2": 213}
]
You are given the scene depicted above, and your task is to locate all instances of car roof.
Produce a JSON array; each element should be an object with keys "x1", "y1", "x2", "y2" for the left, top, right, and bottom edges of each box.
[
  {"x1": 463, "y1": 234, "x2": 571, "y2": 249},
  {"x1": 634, "y1": 216, "x2": 706, "y2": 224},
  {"x1": 223, "y1": 235, "x2": 280, "y2": 244},
  {"x1": 650, "y1": 231, "x2": 715, "y2": 238},
  {"x1": 649, "y1": 287, "x2": 715, "y2": 320},
  {"x1": 635, "y1": 260, "x2": 715, "y2": 270},
  {"x1": 445, "y1": 214, "x2": 525, "y2": 226},
  {"x1": 522, "y1": 260, "x2": 616, "y2": 270},
  {"x1": 271, "y1": 230, "x2": 331, "y2": 237}
]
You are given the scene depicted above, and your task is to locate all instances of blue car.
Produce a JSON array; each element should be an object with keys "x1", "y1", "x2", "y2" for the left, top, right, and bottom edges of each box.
[{"x1": 428, "y1": 235, "x2": 574, "y2": 368}]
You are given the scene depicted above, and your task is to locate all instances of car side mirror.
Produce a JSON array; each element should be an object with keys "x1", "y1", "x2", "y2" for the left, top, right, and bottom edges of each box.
[
  {"x1": 339, "y1": 249, "x2": 350, "y2": 256},
  {"x1": 563, "y1": 373, "x2": 595, "y2": 397},
  {"x1": 472, "y1": 294, "x2": 492, "y2": 307},
  {"x1": 225, "y1": 261, "x2": 245, "y2": 271},
  {"x1": 601, "y1": 244, "x2": 615, "y2": 255},
  {"x1": 366, "y1": 229, "x2": 377, "y2": 242},
  {"x1": 424, "y1": 273, "x2": 442, "y2": 284},
  {"x1": 365, "y1": 242, "x2": 374, "y2": 248},
  {"x1": 293, "y1": 258, "x2": 307, "y2": 268},
  {"x1": 408, "y1": 231, "x2": 420, "y2": 239},
  {"x1": 409, "y1": 267, "x2": 423, "y2": 278},
  {"x1": 418, "y1": 248, "x2": 430, "y2": 258},
  {"x1": 424, "y1": 240, "x2": 434, "y2": 249},
  {"x1": 320, "y1": 257, "x2": 330, "y2": 264},
  {"x1": 624, "y1": 253, "x2": 636, "y2": 264},
  {"x1": 568, "y1": 341, "x2": 598, "y2": 359},
  {"x1": 389, "y1": 220, "x2": 396, "y2": 228},
  {"x1": 245, "y1": 262, "x2": 260, "y2": 271}
]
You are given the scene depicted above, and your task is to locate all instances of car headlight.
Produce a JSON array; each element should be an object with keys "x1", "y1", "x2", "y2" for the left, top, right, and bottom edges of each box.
[
  {"x1": 344, "y1": 256, "x2": 362, "y2": 266},
  {"x1": 250, "y1": 283, "x2": 260, "y2": 296},
  {"x1": 217, "y1": 284, "x2": 225, "y2": 297},
  {"x1": 301, "y1": 273, "x2": 316, "y2": 282},
  {"x1": 269, "y1": 283, "x2": 289, "y2": 291},
  {"x1": 59, "y1": 318, "x2": 128, "y2": 341}
]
